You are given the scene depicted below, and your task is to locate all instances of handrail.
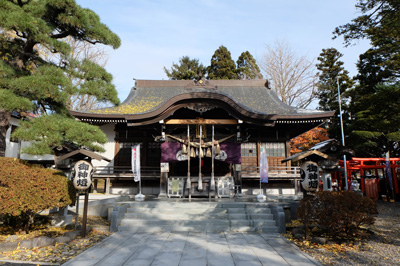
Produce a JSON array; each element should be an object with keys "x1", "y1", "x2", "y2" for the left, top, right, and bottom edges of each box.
[
  {"x1": 93, "y1": 166, "x2": 160, "y2": 176},
  {"x1": 241, "y1": 166, "x2": 300, "y2": 178}
]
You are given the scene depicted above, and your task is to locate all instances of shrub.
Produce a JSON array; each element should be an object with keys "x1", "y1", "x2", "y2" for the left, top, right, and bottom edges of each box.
[
  {"x1": 297, "y1": 191, "x2": 377, "y2": 239},
  {"x1": 0, "y1": 158, "x2": 76, "y2": 233}
]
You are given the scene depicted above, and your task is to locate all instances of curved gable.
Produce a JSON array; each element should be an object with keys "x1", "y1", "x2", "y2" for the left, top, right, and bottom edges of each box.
[{"x1": 71, "y1": 79, "x2": 333, "y2": 125}]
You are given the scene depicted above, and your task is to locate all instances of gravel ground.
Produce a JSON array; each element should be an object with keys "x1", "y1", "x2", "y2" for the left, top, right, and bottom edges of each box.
[{"x1": 289, "y1": 200, "x2": 400, "y2": 266}]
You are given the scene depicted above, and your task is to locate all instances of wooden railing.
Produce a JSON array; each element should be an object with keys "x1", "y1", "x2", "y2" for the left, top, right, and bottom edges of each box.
[
  {"x1": 93, "y1": 166, "x2": 160, "y2": 178},
  {"x1": 93, "y1": 165, "x2": 300, "y2": 179},
  {"x1": 241, "y1": 166, "x2": 300, "y2": 179}
]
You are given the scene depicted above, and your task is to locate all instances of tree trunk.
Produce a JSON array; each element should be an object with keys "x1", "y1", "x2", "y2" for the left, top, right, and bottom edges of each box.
[{"x1": 0, "y1": 109, "x2": 11, "y2": 157}]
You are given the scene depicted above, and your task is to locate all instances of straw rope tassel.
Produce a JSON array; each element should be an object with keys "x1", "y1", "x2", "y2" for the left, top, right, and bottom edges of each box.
[
  {"x1": 210, "y1": 125, "x2": 215, "y2": 191},
  {"x1": 215, "y1": 142, "x2": 221, "y2": 155},
  {"x1": 181, "y1": 143, "x2": 187, "y2": 154}
]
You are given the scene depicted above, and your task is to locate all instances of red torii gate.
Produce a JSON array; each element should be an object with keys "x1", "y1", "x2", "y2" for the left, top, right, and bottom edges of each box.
[{"x1": 332, "y1": 158, "x2": 400, "y2": 200}]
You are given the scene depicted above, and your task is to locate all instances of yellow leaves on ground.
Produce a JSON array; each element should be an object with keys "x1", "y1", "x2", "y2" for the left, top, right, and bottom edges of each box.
[{"x1": 1, "y1": 230, "x2": 110, "y2": 264}]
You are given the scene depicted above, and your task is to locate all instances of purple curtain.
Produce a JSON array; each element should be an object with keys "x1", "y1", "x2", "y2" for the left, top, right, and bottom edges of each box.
[{"x1": 161, "y1": 142, "x2": 241, "y2": 164}]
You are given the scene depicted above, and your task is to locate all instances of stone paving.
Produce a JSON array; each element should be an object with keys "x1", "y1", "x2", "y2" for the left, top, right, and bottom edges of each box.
[{"x1": 61, "y1": 231, "x2": 322, "y2": 266}]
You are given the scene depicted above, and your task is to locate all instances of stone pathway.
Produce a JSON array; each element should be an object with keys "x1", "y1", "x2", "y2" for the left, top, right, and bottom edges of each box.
[{"x1": 61, "y1": 231, "x2": 322, "y2": 266}]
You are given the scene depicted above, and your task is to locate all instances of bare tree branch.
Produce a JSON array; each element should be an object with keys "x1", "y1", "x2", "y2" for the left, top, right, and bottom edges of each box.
[{"x1": 259, "y1": 39, "x2": 317, "y2": 108}]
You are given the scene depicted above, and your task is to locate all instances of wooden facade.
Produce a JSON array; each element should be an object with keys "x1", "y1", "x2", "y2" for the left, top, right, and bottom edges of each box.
[{"x1": 71, "y1": 79, "x2": 333, "y2": 197}]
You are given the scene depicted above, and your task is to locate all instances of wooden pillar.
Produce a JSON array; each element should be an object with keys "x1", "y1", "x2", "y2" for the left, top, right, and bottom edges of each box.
[
  {"x1": 93, "y1": 179, "x2": 98, "y2": 193},
  {"x1": 105, "y1": 178, "x2": 110, "y2": 194},
  {"x1": 159, "y1": 171, "x2": 168, "y2": 198},
  {"x1": 236, "y1": 165, "x2": 242, "y2": 195},
  {"x1": 393, "y1": 167, "x2": 399, "y2": 194},
  {"x1": 81, "y1": 191, "x2": 89, "y2": 237}
]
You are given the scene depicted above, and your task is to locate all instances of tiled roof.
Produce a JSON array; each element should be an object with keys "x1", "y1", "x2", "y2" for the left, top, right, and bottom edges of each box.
[{"x1": 79, "y1": 79, "x2": 323, "y2": 117}]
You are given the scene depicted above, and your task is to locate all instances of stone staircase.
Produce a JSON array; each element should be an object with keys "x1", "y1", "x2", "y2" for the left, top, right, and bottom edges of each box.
[{"x1": 117, "y1": 201, "x2": 279, "y2": 233}]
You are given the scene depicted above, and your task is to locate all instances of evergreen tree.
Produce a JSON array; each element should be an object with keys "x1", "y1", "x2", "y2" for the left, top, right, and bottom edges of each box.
[
  {"x1": 207, "y1": 45, "x2": 237, "y2": 80},
  {"x1": 164, "y1": 56, "x2": 206, "y2": 80},
  {"x1": 349, "y1": 83, "x2": 400, "y2": 157},
  {"x1": 316, "y1": 48, "x2": 353, "y2": 140},
  {"x1": 334, "y1": 0, "x2": 400, "y2": 76},
  {"x1": 334, "y1": 0, "x2": 400, "y2": 157},
  {"x1": 0, "y1": 0, "x2": 121, "y2": 156},
  {"x1": 236, "y1": 51, "x2": 263, "y2": 80}
]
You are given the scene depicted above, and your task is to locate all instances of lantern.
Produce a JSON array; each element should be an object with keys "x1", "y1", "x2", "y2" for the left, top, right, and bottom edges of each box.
[
  {"x1": 72, "y1": 160, "x2": 93, "y2": 190},
  {"x1": 300, "y1": 161, "x2": 319, "y2": 191}
]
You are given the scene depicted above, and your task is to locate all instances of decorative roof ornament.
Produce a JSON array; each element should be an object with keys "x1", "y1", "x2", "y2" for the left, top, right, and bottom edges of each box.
[
  {"x1": 186, "y1": 103, "x2": 217, "y2": 114},
  {"x1": 194, "y1": 77, "x2": 210, "y2": 87}
]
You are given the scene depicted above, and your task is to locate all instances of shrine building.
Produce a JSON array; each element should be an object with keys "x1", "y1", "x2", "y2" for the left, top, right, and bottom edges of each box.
[{"x1": 69, "y1": 79, "x2": 334, "y2": 198}]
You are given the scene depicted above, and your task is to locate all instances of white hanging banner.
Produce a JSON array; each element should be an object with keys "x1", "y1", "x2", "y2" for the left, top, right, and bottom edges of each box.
[
  {"x1": 260, "y1": 146, "x2": 269, "y2": 183},
  {"x1": 132, "y1": 144, "x2": 141, "y2": 182}
]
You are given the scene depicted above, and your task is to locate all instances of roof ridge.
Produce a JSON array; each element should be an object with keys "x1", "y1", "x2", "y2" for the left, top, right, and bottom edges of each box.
[{"x1": 135, "y1": 79, "x2": 269, "y2": 88}]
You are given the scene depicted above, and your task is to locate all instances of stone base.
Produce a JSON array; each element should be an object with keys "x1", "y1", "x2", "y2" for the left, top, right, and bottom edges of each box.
[
  {"x1": 51, "y1": 214, "x2": 73, "y2": 227},
  {"x1": 158, "y1": 192, "x2": 168, "y2": 198}
]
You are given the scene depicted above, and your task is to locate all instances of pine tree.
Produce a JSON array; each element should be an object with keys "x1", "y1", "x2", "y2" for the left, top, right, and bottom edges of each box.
[
  {"x1": 164, "y1": 56, "x2": 207, "y2": 80},
  {"x1": 349, "y1": 83, "x2": 400, "y2": 157},
  {"x1": 334, "y1": 0, "x2": 400, "y2": 76},
  {"x1": 0, "y1": 0, "x2": 121, "y2": 156},
  {"x1": 334, "y1": 0, "x2": 400, "y2": 157},
  {"x1": 207, "y1": 46, "x2": 237, "y2": 80},
  {"x1": 236, "y1": 51, "x2": 263, "y2": 80}
]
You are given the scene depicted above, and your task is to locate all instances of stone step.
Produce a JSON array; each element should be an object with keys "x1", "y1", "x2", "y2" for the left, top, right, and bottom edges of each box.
[
  {"x1": 227, "y1": 208, "x2": 271, "y2": 214},
  {"x1": 118, "y1": 202, "x2": 279, "y2": 233},
  {"x1": 228, "y1": 213, "x2": 273, "y2": 220},
  {"x1": 121, "y1": 218, "x2": 275, "y2": 227},
  {"x1": 124, "y1": 212, "x2": 229, "y2": 219},
  {"x1": 118, "y1": 225, "x2": 279, "y2": 233},
  {"x1": 118, "y1": 225, "x2": 230, "y2": 233},
  {"x1": 125, "y1": 206, "x2": 272, "y2": 215},
  {"x1": 121, "y1": 219, "x2": 230, "y2": 226},
  {"x1": 125, "y1": 202, "x2": 270, "y2": 209},
  {"x1": 123, "y1": 212, "x2": 274, "y2": 220},
  {"x1": 125, "y1": 207, "x2": 229, "y2": 215}
]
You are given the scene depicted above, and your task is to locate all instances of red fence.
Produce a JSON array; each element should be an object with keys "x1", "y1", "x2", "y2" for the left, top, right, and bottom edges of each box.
[{"x1": 333, "y1": 158, "x2": 400, "y2": 200}]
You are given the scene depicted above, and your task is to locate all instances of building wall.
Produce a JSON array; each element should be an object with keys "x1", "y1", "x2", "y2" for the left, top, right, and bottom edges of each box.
[
  {"x1": 5, "y1": 116, "x2": 53, "y2": 162},
  {"x1": 5, "y1": 117, "x2": 19, "y2": 158},
  {"x1": 92, "y1": 123, "x2": 116, "y2": 168}
]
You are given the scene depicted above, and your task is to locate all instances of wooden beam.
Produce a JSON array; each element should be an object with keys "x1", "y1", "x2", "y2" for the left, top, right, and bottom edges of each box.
[{"x1": 165, "y1": 119, "x2": 238, "y2": 125}]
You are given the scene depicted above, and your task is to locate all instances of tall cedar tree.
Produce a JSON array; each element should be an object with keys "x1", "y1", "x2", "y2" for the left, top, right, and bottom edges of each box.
[
  {"x1": 334, "y1": 0, "x2": 400, "y2": 76},
  {"x1": 164, "y1": 56, "x2": 207, "y2": 80},
  {"x1": 207, "y1": 45, "x2": 238, "y2": 79},
  {"x1": 316, "y1": 48, "x2": 353, "y2": 141},
  {"x1": 0, "y1": 0, "x2": 120, "y2": 156},
  {"x1": 349, "y1": 83, "x2": 400, "y2": 157},
  {"x1": 334, "y1": 0, "x2": 400, "y2": 156},
  {"x1": 236, "y1": 51, "x2": 263, "y2": 80}
]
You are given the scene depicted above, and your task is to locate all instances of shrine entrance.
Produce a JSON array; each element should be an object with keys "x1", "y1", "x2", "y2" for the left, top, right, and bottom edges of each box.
[{"x1": 160, "y1": 120, "x2": 241, "y2": 198}]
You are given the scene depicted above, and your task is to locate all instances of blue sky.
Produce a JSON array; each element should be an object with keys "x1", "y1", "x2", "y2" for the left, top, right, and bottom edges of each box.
[{"x1": 76, "y1": 0, "x2": 370, "y2": 103}]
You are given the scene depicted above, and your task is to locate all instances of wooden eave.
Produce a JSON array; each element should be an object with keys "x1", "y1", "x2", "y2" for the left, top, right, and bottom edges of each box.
[
  {"x1": 281, "y1": 150, "x2": 336, "y2": 163},
  {"x1": 70, "y1": 92, "x2": 333, "y2": 126},
  {"x1": 56, "y1": 149, "x2": 111, "y2": 163}
]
